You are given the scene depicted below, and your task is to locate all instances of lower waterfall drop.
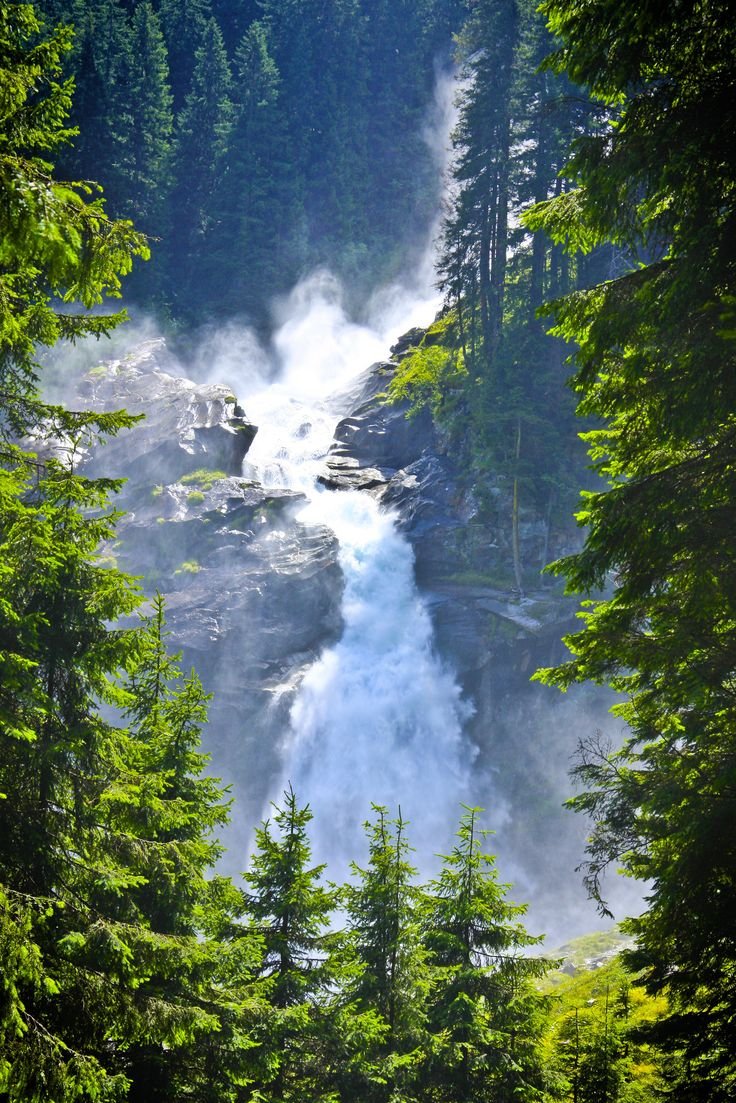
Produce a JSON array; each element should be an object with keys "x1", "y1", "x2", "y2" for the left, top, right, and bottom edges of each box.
[{"x1": 286, "y1": 488, "x2": 475, "y2": 873}]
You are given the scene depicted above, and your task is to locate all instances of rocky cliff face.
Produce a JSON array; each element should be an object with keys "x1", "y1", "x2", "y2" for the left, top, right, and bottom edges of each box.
[
  {"x1": 53, "y1": 340, "x2": 344, "y2": 826},
  {"x1": 322, "y1": 331, "x2": 581, "y2": 702},
  {"x1": 60, "y1": 333, "x2": 618, "y2": 936}
]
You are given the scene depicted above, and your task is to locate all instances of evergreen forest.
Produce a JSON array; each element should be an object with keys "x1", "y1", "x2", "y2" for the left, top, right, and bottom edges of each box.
[{"x1": 1, "y1": 0, "x2": 735, "y2": 1100}]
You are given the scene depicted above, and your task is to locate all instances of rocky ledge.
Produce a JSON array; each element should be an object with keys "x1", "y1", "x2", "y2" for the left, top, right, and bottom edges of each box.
[
  {"x1": 66, "y1": 340, "x2": 345, "y2": 827},
  {"x1": 78, "y1": 338, "x2": 258, "y2": 488}
]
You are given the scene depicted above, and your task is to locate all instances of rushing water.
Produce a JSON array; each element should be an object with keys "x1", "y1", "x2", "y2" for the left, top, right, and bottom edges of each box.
[
  {"x1": 241, "y1": 270, "x2": 475, "y2": 876},
  {"x1": 226, "y1": 71, "x2": 479, "y2": 873}
]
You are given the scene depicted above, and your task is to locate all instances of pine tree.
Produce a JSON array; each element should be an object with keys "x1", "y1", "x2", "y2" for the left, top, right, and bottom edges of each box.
[
  {"x1": 158, "y1": 0, "x2": 212, "y2": 114},
  {"x1": 210, "y1": 18, "x2": 300, "y2": 324},
  {"x1": 167, "y1": 14, "x2": 232, "y2": 314},
  {"x1": 0, "y1": 455, "x2": 259, "y2": 1101},
  {"x1": 242, "y1": 786, "x2": 339, "y2": 1100},
  {"x1": 425, "y1": 0, "x2": 604, "y2": 591},
  {"x1": 108, "y1": 0, "x2": 173, "y2": 299},
  {"x1": 421, "y1": 807, "x2": 549, "y2": 1102},
  {"x1": 342, "y1": 806, "x2": 433, "y2": 1103},
  {"x1": 56, "y1": 0, "x2": 127, "y2": 197},
  {"x1": 109, "y1": 599, "x2": 261, "y2": 1103},
  {"x1": 445, "y1": 0, "x2": 519, "y2": 386},
  {"x1": 0, "y1": 0, "x2": 147, "y2": 437},
  {"x1": 0, "y1": 450, "x2": 141, "y2": 1101}
]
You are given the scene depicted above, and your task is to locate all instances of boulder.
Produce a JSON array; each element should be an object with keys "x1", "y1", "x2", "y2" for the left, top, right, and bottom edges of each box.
[
  {"x1": 78, "y1": 338, "x2": 257, "y2": 487},
  {"x1": 320, "y1": 360, "x2": 438, "y2": 491}
]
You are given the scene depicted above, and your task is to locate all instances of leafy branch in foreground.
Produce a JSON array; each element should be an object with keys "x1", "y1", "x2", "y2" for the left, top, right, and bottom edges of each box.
[{"x1": 0, "y1": 1, "x2": 148, "y2": 439}]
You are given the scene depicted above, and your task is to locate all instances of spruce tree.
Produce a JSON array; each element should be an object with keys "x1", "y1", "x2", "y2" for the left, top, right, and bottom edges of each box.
[
  {"x1": 342, "y1": 806, "x2": 433, "y2": 1103},
  {"x1": 167, "y1": 14, "x2": 232, "y2": 314},
  {"x1": 0, "y1": 0, "x2": 147, "y2": 436},
  {"x1": 421, "y1": 807, "x2": 549, "y2": 1102},
  {"x1": 0, "y1": 451, "x2": 140, "y2": 1101},
  {"x1": 211, "y1": 18, "x2": 298, "y2": 324},
  {"x1": 108, "y1": 0, "x2": 172, "y2": 298},
  {"x1": 158, "y1": 0, "x2": 212, "y2": 114},
  {"x1": 242, "y1": 787, "x2": 339, "y2": 1100}
]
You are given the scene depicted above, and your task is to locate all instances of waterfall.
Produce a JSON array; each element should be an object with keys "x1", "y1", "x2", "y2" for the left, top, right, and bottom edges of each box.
[
  {"x1": 243, "y1": 274, "x2": 475, "y2": 875},
  {"x1": 288, "y1": 491, "x2": 474, "y2": 873},
  {"x1": 225, "y1": 71, "x2": 477, "y2": 873}
]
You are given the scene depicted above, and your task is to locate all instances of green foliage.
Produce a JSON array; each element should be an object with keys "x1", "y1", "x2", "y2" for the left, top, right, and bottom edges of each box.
[
  {"x1": 167, "y1": 13, "x2": 233, "y2": 309},
  {"x1": 542, "y1": 956, "x2": 670, "y2": 1102},
  {"x1": 386, "y1": 312, "x2": 466, "y2": 421},
  {"x1": 421, "y1": 807, "x2": 551, "y2": 1103},
  {"x1": 0, "y1": 9, "x2": 263, "y2": 1098},
  {"x1": 0, "y1": 452, "x2": 237, "y2": 1100},
  {"x1": 179, "y1": 467, "x2": 228, "y2": 490},
  {"x1": 0, "y1": 0, "x2": 148, "y2": 437},
  {"x1": 544, "y1": 928, "x2": 628, "y2": 977},
  {"x1": 0, "y1": 3, "x2": 688, "y2": 1100},
  {"x1": 245, "y1": 786, "x2": 336, "y2": 1011},
  {"x1": 529, "y1": 0, "x2": 736, "y2": 1097},
  {"x1": 241, "y1": 786, "x2": 344, "y2": 1100},
  {"x1": 344, "y1": 806, "x2": 432, "y2": 1086},
  {"x1": 174, "y1": 558, "x2": 201, "y2": 573},
  {"x1": 108, "y1": 1, "x2": 172, "y2": 302},
  {"x1": 0, "y1": 446, "x2": 265, "y2": 1103},
  {"x1": 36, "y1": 0, "x2": 467, "y2": 325},
  {"x1": 380, "y1": 0, "x2": 605, "y2": 593}
]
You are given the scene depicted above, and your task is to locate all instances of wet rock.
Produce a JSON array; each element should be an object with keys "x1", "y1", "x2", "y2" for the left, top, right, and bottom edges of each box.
[
  {"x1": 320, "y1": 353, "x2": 580, "y2": 678},
  {"x1": 390, "y1": 327, "x2": 426, "y2": 359},
  {"x1": 66, "y1": 339, "x2": 346, "y2": 829},
  {"x1": 78, "y1": 338, "x2": 257, "y2": 487},
  {"x1": 321, "y1": 360, "x2": 438, "y2": 492}
]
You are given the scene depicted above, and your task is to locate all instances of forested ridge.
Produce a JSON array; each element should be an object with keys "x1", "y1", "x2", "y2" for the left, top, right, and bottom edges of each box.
[
  {"x1": 1, "y1": 0, "x2": 735, "y2": 1100},
  {"x1": 34, "y1": 0, "x2": 466, "y2": 324}
]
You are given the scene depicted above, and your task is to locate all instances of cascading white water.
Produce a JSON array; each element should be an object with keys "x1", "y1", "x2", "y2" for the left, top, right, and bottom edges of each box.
[
  {"x1": 242, "y1": 271, "x2": 476, "y2": 875},
  {"x1": 285, "y1": 490, "x2": 475, "y2": 873},
  {"x1": 230, "y1": 72, "x2": 478, "y2": 872}
]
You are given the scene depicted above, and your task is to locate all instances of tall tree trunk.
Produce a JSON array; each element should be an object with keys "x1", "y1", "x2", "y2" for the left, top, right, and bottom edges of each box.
[{"x1": 512, "y1": 415, "x2": 523, "y2": 598}]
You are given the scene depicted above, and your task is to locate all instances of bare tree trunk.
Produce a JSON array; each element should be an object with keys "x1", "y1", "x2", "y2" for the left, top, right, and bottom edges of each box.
[{"x1": 512, "y1": 415, "x2": 524, "y2": 598}]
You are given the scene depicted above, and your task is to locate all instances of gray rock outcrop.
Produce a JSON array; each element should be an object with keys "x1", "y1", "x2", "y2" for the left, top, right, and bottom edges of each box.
[
  {"x1": 79, "y1": 339, "x2": 257, "y2": 487},
  {"x1": 64, "y1": 340, "x2": 344, "y2": 828}
]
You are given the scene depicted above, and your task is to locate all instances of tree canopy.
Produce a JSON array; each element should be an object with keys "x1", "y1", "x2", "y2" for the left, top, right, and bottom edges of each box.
[
  {"x1": 35, "y1": 0, "x2": 468, "y2": 326},
  {"x1": 2, "y1": 0, "x2": 727, "y2": 1099},
  {"x1": 525, "y1": 1, "x2": 736, "y2": 1097}
]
